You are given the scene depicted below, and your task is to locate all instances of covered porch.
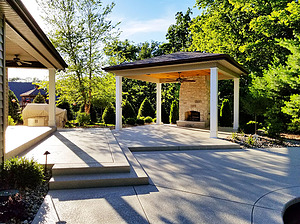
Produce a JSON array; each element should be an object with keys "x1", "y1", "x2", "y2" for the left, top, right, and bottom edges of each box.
[
  {"x1": 103, "y1": 52, "x2": 248, "y2": 138},
  {"x1": 0, "y1": 0, "x2": 68, "y2": 161}
]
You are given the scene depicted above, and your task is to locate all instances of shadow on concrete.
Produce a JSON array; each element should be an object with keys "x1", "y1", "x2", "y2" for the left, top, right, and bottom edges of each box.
[{"x1": 54, "y1": 132, "x2": 102, "y2": 166}]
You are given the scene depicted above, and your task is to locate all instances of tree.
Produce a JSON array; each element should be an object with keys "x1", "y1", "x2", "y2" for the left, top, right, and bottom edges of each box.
[
  {"x1": 102, "y1": 103, "x2": 115, "y2": 124},
  {"x1": 251, "y1": 38, "x2": 300, "y2": 135},
  {"x1": 169, "y1": 100, "x2": 179, "y2": 124},
  {"x1": 33, "y1": 92, "x2": 46, "y2": 104},
  {"x1": 137, "y1": 98, "x2": 155, "y2": 118},
  {"x1": 190, "y1": 0, "x2": 298, "y2": 74},
  {"x1": 8, "y1": 90, "x2": 22, "y2": 123},
  {"x1": 219, "y1": 99, "x2": 232, "y2": 127},
  {"x1": 37, "y1": 0, "x2": 119, "y2": 114},
  {"x1": 161, "y1": 8, "x2": 193, "y2": 54},
  {"x1": 122, "y1": 100, "x2": 136, "y2": 119}
]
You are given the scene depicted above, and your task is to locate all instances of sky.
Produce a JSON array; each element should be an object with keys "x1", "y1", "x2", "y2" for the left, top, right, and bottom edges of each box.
[{"x1": 9, "y1": 0, "x2": 199, "y2": 80}]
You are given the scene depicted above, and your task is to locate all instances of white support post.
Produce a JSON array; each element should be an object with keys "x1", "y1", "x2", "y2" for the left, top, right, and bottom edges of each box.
[
  {"x1": 233, "y1": 78, "x2": 240, "y2": 131},
  {"x1": 210, "y1": 67, "x2": 218, "y2": 138},
  {"x1": 48, "y1": 68, "x2": 56, "y2": 127},
  {"x1": 115, "y1": 76, "x2": 122, "y2": 131},
  {"x1": 156, "y1": 83, "x2": 162, "y2": 125}
]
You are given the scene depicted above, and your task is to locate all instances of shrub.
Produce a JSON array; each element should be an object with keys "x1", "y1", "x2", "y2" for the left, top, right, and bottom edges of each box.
[
  {"x1": 33, "y1": 92, "x2": 46, "y2": 104},
  {"x1": 8, "y1": 90, "x2": 22, "y2": 124},
  {"x1": 76, "y1": 112, "x2": 91, "y2": 126},
  {"x1": 125, "y1": 117, "x2": 136, "y2": 125},
  {"x1": 8, "y1": 116, "x2": 16, "y2": 126},
  {"x1": 144, "y1": 116, "x2": 153, "y2": 123},
  {"x1": 153, "y1": 118, "x2": 157, "y2": 123},
  {"x1": 122, "y1": 100, "x2": 136, "y2": 119},
  {"x1": 169, "y1": 100, "x2": 179, "y2": 124},
  {"x1": 57, "y1": 98, "x2": 74, "y2": 120},
  {"x1": 102, "y1": 103, "x2": 115, "y2": 124},
  {"x1": 0, "y1": 157, "x2": 44, "y2": 191},
  {"x1": 219, "y1": 98, "x2": 232, "y2": 127},
  {"x1": 136, "y1": 118, "x2": 145, "y2": 125},
  {"x1": 137, "y1": 98, "x2": 155, "y2": 118}
]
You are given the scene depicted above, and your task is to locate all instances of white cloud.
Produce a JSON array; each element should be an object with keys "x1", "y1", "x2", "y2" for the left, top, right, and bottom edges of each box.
[{"x1": 120, "y1": 16, "x2": 175, "y2": 40}]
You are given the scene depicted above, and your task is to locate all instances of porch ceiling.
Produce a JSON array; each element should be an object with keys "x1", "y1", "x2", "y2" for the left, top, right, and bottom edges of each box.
[
  {"x1": 0, "y1": 0, "x2": 68, "y2": 70},
  {"x1": 103, "y1": 52, "x2": 248, "y2": 83}
]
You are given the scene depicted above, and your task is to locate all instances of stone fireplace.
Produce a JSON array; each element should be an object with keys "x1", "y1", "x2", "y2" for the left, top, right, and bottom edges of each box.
[{"x1": 177, "y1": 76, "x2": 210, "y2": 128}]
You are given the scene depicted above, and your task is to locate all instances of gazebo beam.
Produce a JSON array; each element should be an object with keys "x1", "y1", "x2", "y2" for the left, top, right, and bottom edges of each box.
[
  {"x1": 210, "y1": 67, "x2": 218, "y2": 138},
  {"x1": 115, "y1": 76, "x2": 122, "y2": 131}
]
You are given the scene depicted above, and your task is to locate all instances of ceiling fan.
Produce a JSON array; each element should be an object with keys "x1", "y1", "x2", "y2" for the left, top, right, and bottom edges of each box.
[
  {"x1": 165, "y1": 72, "x2": 196, "y2": 83},
  {"x1": 7, "y1": 54, "x2": 32, "y2": 66}
]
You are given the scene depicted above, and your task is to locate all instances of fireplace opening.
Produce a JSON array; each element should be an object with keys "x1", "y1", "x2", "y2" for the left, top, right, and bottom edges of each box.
[{"x1": 185, "y1": 111, "x2": 200, "y2": 122}]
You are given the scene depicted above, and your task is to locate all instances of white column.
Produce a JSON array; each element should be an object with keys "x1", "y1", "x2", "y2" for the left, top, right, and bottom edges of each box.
[
  {"x1": 210, "y1": 67, "x2": 218, "y2": 138},
  {"x1": 48, "y1": 68, "x2": 56, "y2": 127},
  {"x1": 233, "y1": 78, "x2": 240, "y2": 131},
  {"x1": 156, "y1": 83, "x2": 162, "y2": 125},
  {"x1": 115, "y1": 76, "x2": 122, "y2": 131}
]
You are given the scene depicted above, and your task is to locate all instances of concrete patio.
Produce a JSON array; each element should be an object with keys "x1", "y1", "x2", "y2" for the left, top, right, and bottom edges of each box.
[{"x1": 8, "y1": 125, "x2": 300, "y2": 223}]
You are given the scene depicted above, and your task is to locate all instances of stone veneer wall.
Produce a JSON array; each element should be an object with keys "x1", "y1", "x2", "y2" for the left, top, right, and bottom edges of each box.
[{"x1": 179, "y1": 76, "x2": 210, "y2": 126}]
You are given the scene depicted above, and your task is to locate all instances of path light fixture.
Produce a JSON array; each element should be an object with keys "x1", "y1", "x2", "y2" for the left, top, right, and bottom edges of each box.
[{"x1": 43, "y1": 151, "x2": 50, "y2": 174}]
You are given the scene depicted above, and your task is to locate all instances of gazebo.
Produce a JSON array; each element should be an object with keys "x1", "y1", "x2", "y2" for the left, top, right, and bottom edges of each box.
[{"x1": 103, "y1": 52, "x2": 248, "y2": 138}]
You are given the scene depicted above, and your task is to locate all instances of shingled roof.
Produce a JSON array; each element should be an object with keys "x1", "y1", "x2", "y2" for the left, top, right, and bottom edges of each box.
[
  {"x1": 103, "y1": 52, "x2": 248, "y2": 74},
  {"x1": 20, "y1": 88, "x2": 47, "y2": 97}
]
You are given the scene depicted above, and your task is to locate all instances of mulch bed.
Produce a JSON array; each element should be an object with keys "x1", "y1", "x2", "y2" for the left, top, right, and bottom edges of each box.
[
  {"x1": 0, "y1": 171, "x2": 51, "y2": 224},
  {"x1": 227, "y1": 133, "x2": 300, "y2": 148}
]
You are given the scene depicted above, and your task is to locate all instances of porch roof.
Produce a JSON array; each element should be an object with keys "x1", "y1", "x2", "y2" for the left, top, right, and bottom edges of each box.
[
  {"x1": 103, "y1": 52, "x2": 248, "y2": 83},
  {"x1": 1, "y1": 0, "x2": 68, "y2": 69}
]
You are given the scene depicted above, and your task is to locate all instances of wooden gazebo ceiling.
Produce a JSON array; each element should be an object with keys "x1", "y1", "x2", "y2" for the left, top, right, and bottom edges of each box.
[
  {"x1": 133, "y1": 69, "x2": 231, "y2": 83},
  {"x1": 103, "y1": 52, "x2": 248, "y2": 83}
]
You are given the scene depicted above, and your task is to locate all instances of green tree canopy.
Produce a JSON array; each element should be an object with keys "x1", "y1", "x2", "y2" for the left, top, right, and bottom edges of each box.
[
  {"x1": 37, "y1": 0, "x2": 119, "y2": 114},
  {"x1": 251, "y1": 37, "x2": 300, "y2": 134}
]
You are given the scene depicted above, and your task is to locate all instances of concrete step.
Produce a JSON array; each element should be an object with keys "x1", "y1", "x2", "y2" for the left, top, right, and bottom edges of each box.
[
  {"x1": 49, "y1": 167, "x2": 149, "y2": 190},
  {"x1": 52, "y1": 162, "x2": 130, "y2": 176}
]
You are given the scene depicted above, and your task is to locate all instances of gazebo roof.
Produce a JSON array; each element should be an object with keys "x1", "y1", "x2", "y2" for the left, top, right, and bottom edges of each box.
[{"x1": 103, "y1": 52, "x2": 248, "y2": 83}]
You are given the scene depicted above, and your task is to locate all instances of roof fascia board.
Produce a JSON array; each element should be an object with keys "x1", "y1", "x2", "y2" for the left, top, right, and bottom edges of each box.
[
  {"x1": 111, "y1": 61, "x2": 219, "y2": 77},
  {"x1": 216, "y1": 63, "x2": 241, "y2": 78}
]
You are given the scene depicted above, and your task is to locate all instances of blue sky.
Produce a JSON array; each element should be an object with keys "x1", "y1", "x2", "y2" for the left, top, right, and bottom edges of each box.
[
  {"x1": 9, "y1": 0, "x2": 199, "y2": 79},
  {"x1": 24, "y1": 0, "x2": 199, "y2": 43},
  {"x1": 100, "y1": 0, "x2": 199, "y2": 43}
]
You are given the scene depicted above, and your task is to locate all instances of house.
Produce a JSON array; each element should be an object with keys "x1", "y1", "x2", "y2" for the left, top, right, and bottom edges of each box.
[
  {"x1": 0, "y1": 0, "x2": 68, "y2": 162},
  {"x1": 8, "y1": 82, "x2": 47, "y2": 109}
]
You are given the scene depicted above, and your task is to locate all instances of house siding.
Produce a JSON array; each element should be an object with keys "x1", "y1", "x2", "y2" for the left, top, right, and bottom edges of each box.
[{"x1": 0, "y1": 15, "x2": 4, "y2": 160}]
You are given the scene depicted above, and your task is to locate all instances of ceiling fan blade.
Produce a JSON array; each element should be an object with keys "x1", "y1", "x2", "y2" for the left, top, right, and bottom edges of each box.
[
  {"x1": 16, "y1": 61, "x2": 22, "y2": 66},
  {"x1": 21, "y1": 61, "x2": 32, "y2": 65}
]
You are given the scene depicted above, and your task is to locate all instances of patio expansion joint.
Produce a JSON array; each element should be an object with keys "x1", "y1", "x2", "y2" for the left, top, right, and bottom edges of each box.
[{"x1": 133, "y1": 186, "x2": 150, "y2": 224}]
